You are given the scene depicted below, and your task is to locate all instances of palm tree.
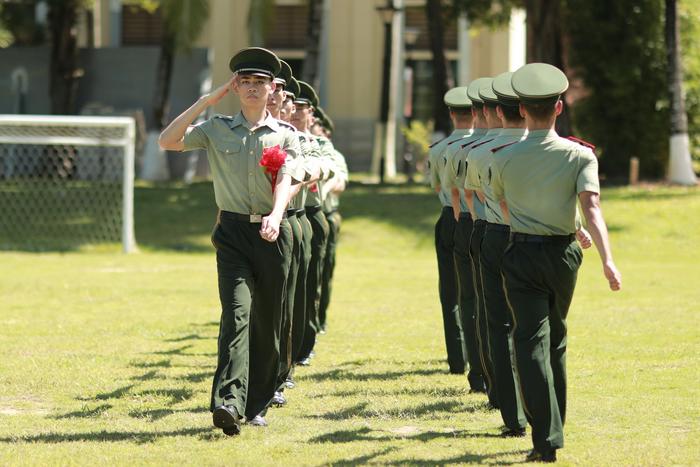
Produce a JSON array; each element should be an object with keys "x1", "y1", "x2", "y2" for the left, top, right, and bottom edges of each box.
[
  {"x1": 47, "y1": 0, "x2": 85, "y2": 115},
  {"x1": 425, "y1": 0, "x2": 451, "y2": 135},
  {"x1": 665, "y1": 0, "x2": 697, "y2": 184}
]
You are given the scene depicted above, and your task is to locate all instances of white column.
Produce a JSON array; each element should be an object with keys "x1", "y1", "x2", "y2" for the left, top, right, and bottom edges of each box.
[
  {"x1": 109, "y1": 0, "x2": 122, "y2": 47},
  {"x1": 668, "y1": 134, "x2": 698, "y2": 185},
  {"x1": 457, "y1": 14, "x2": 470, "y2": 85},
  {"x1": 384, "y1": 0, "x2": 403, "y2": 179},
  {"x1": 509, "y1": 8, "x2": 526, "y2": 70}
]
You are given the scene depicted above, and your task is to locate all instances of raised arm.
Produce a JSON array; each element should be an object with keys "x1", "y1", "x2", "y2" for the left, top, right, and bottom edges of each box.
[
  {"x1": 578, "y1": 191, "x2": 621, "y2": 291},
  {"x1": 158, "y1": 77, "x2": 234, "y2": 151}
]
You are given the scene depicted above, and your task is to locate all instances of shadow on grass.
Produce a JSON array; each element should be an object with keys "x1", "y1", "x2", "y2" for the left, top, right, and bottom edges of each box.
[
  {"x1": 303, "y1": 367, "x2": 445, "y2": 383},
  {"x1": 308, "y1": 399, "x2": 483, "y2": 421},
  {"x1": 128, "y1": 406, "x2": 208, "y2": 421},
  {"x1": 310, "y1": 427, "x2": 504, "y2": 444},
  {"x1": 0, "y1": 427, "x2": 213, "y2": 444},
  {"x1": 381, "y1": 449, "x2": 530, "y2": 466},
  {"x1": 53, "y1": 404, "x2": 112, "y2": 419},
  {"x1": 324, "y1": 447, "x2": 398, "y2": 466}
]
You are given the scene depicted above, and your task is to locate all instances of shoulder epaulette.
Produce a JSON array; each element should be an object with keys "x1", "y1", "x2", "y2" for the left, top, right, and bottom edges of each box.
[
  {"x1": 460, "y1": 139, "x2": 480, "y2": 149},
  {"x1": 212, "y1": 114, "x2": 234, "y2": 121},
  {"x1": 429, "y1": 136, "x2": 447, "y2": 148},
  {"x1": 491, "y1": 141, "x2": 519, "y2": 153},
  {"x1": 447, "y1": 138, "x2": 465, "y2": 146},
  {"x1": 470, "y1": 138, "x2": 495, "y2": 150},
  {"x1": 566, "y1": 136, "x2": 595, "y2": 150},
  {"x1": 277, "y1": 120, "x2": 295, "y2": 130}
]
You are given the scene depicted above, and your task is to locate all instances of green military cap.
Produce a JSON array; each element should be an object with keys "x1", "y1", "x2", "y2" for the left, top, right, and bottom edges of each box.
[
  {"x1": 229, "y1": 47, "x2": 281, "y2": 79},
  {"x1": 443, "y1": 86, "x2": 472, "y2": 108},
  {"x1": 492, "y1": 71, "x2": 520, "y2": 107},
  {"x1": 511, "y1": 63, "x2": 569, "y2": 104},
  {"x1": 325, "y1": 116, "x2": 335, "y2": 133},
  {"x1": 477, "y1": 78, "x2": 499, "y2": 105},
  {"x1": 274, "y1": 60, "x2": 293, "y2": 87},
  {"x1": 467, "y1": 78, "x2": 492, "y2": 106},
  {"x1": 286, "y1": 77, "x2": 301, "y2": 99},
  {"x1": 295, "y1": 81, "x2": 318, "y2": 107}
]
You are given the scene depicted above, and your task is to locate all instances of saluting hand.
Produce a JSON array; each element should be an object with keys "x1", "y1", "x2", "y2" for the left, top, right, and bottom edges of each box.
[
  {"x1": 604, "y1": 261, "x2": 622, "y2": 291},
  {"x1": 205, "y1": 77, "x2": 235, "y2": 106},
  {"x1": 260, "y1": 213, "x2": 282, "y2": 242}
]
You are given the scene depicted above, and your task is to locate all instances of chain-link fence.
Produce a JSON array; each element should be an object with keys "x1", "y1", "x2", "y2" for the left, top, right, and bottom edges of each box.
[{"x1": 0, "y1": 115, "x2": 136, "y2": 252}]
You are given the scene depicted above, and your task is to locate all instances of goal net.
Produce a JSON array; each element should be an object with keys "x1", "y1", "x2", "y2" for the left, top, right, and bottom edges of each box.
[{"x1": 0, "y1": 115, "x2": 136, "y2": 252}]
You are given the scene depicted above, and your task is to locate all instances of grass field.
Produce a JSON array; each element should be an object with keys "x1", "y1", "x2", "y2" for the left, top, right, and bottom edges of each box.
[{"x1": 1, "y1": 181, "x2": 698, "y2": 466}]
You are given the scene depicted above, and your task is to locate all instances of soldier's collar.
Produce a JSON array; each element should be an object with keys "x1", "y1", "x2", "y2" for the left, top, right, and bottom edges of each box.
[
  {"x1": 230, "y1": 110, "x2": 281, "y2": 132},
  {"x1": 526, "y1": 129, "x2": 558, "y2": 139}
]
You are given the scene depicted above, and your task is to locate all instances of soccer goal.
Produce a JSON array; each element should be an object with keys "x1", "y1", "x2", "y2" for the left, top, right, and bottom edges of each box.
[{"x1": 0, "y1": 115, "x2": 136, "y2": 253}]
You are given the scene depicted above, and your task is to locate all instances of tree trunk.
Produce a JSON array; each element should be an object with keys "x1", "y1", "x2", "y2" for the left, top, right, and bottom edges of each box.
[
  {"x1": 665, "y1": 0, "x2": 697, "y2": 184},
  {"x1": 425, "y1": 0, "x2": 451, "y2": 135},
  {"x1": 48, "y1": 0, "x2": 81, "y2": 115},
  {"x1": 153, "y1": 29, "x2": 176, "y2": 130},
  {"x1": 301, "y1": 0, "x2": 324, "y2": 88},
  {"x1": 524, "y1": 0, "x2": 572, "y2": 136}
]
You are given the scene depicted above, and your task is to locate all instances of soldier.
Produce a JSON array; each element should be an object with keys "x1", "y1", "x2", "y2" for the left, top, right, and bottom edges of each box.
[
  {"x1": 294, "y1": 82, "x2": 334, "y2": 366},
  {"x1": 427, "y1": 88, "x2": 469, "y2": 374},
  {"x1": 490, "y1": 63, "x2": 621, "y2": 462},
  {"x1": 158, "y1": 47, "x2": 301, "y2": 434},
  {"x1": 465, "y1": 71, "x2": 528, "y2": 436}
]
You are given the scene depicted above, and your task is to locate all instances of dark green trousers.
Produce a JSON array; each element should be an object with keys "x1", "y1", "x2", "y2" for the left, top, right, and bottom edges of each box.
[
  {"x1": 209, "y1": 213, "x2": 292, "y2": 419},
  {"x1": 480, "y1": 223, "x2": 526, "y2": 431},
  {"x1": 435, "y1": 206, "x2": 466, "y2": 373},
  {"x1": 470, "y1": 219, "x2": 497, "y2": 406},
  {"x1": 501, "y1": 235, "x2": 582, "y2": 452},
  {"x1": 292, "y1": 212, "x2": 313, "y2": 363},
  {"x1": 453, "y1": 212, "x2": 485, "y2": 389},
  {"x1": 277, "y1": 212, "x2": 302, "y2": 390},
  {"x1": 298, "y1": 208, "x2": 329, "y2": 359},
  {"x1": 319, "y1": 210, "x2": 341, "y2": 331}
]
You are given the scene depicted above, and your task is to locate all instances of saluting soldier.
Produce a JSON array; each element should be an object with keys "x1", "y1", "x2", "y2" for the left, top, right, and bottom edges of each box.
[
  {"x1": 490, "y1": 63, "x2": 621, "y2": 462},
  {"x1": 427, "y1": 88, "x2": 468, "y2": 374},
  {"x1": 466, "y1": 71, "x2": 528, "y2": 436},
  {"x1": 313, "y1": 109, "x2": 348, "y2": 334},
  {"x1": 158, "y1": 47, "x2": 301, "y2": 434},
  {"x1": 294, "y1": 82, "x2": 335, "y2": 366},
  {"x1": 266, "y1": 62, "x2": 304, "y2": 406}
]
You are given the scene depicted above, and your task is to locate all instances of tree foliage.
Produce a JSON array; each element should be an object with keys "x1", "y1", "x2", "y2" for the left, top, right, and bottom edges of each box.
[
  {"x1": 680, "y1": 0, "x2": 700, "y2": 168},
  {"x1": 565, "y1": 0, "x2": 669, "y2": 178}
]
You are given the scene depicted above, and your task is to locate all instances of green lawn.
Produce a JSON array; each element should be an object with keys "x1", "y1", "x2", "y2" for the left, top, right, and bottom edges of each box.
[{"x1": 1, "y1": 182, "x2": 698, "y2": 466}]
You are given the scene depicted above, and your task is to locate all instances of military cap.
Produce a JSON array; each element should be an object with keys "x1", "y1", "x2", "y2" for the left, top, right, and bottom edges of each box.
[
  {"x1": 467, "y1": 77, "x2": 492, "y2": 106},
  {"x1": 285, "y1": 77, "x2": 301, "y2": 99},
  {"x1": 274, "y1": 60, "x2": 293, "y2": 87},
  {"x1": 443, "y1": 87, "x2": 472, "y2": 108},
  {"x1": 229, "y1": 47, "x2": 281, "y2": 79},
  {"x1": 511, "y1": 63, "x2": 569, "y2": 104},
  {"x1": 295, "y1": 81, "x2": 318, "y2": 107},
  {"x1": 491, "y1": 71, "x2": 519, "y2": 107},
  {"x1": 477, "y1": 78, "x2": 499, "y2": 106}
]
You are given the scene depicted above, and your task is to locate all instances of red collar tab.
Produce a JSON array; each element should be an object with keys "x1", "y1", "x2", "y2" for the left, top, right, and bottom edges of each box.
[{"x1": 566, "y1": 136, "x2": 596, "y2": 150}]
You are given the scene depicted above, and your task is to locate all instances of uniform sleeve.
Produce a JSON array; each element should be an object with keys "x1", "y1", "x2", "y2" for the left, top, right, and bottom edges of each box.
[
  {"x1": 490, "y1": 158, "x2": 505, "y2": 201},
  {"x1": 182, "y1": 122, "x2": 208, "y2": 151},
  {"x1": 279, "y1": 129, "x2": 302, "y2": 179},
  {"x1": 428, "y1": 149, "x2": 441, "y2": 189},
  {"x1": 576, "y1": 150, "x2": 600, "y2": 194},
  {"x1": 454, "y1": 148, "x2": 468, "y2": 191},
  {"x1": 464, "y1": 151, "x2": 481, "y2": 191},
  {"x1": 442, "y1": 147, "x2": 459, "y2": 190}
]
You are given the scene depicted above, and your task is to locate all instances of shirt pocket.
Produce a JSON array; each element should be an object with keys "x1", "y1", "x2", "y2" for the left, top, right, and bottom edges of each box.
[{"x1": 213, "y1": 139, "x2": 243, "y2": 156}]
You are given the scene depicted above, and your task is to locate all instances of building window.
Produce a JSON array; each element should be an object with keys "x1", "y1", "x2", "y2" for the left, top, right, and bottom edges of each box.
[{"x1": 121, "y1": 4, "x2": 163, "y2": 46}]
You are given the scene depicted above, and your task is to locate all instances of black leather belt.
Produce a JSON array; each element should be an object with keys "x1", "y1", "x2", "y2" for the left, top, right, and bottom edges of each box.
[
  {"x1": 306, "y1": 205, "x2": 322, "y2": 215},
  {"x1": 441, "y1": 206, "x2": 453, "y2": 214},
  {"x1": 486, "y1": 222, "x2": 509, "y2": 232},
  {"x1": 286, "y1": 208, "x2": 297, "y2": 218},
  {"x1": 221, "y1": 211, "x2": 286, "y2": 224},
  {"x1": 474, "y1": 219, "x2": 487, "y2": 226},
  {"x1": 459, "y1": 212, "x2": 472, "y2": 220},
  {"x1": 296, "y1": 208, "x2": 306, "y2": 216},
  {"x1": 510, "y1": 232, "x2": 575, "y2": 243}
]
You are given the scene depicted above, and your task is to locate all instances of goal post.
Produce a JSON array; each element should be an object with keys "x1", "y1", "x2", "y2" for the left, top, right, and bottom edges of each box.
[{"x1": 0, "y1": 115, "x2": 137, "y2": 253}]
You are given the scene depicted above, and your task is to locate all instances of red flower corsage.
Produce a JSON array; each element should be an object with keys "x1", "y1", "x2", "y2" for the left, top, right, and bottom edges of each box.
[{"x1": 259, "y1": 145, "x2": 287, "y2": 193}]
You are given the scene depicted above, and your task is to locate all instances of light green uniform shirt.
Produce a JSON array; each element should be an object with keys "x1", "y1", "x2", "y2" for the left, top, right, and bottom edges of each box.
[
  {"x1": 307, "y1": 136, "x2": 336, "y2": 207},
  {"x1": 447, "y1": 128, "x2": 488, "y2": 203},
  {"x1": 477, "y1": 128, "x2": 528, "y2": 224},
  {"x1": 490, "y1": 129, "x2": 600, "y2": 235},
  {"x1": 183, "y1": 112, "x2": 301, "y2": 214},
  {"x1": 323, "y1": 149, "x2": 348, "y2": 212},
  {"x1": 428, "y1": 136, "x2": 452, "y2": 207},
  {"x1": 430, "y1": 129, "x2": 471, "y2": 208},
  {"x1": 464, "y1": 128, "x2": 501, "y2": 220}
]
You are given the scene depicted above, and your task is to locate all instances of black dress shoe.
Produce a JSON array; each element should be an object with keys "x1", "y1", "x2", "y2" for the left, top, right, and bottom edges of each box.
[
  {"x1": 247, "y1": 414, "x2": 268, "y2": 427},
  {"x1": 212, "y1": 405, "x2": 241, "y2": 436},
  {"x1": 525, "y1": 448, "x2": 557, "y2": 463},
  {"x1": 500, "y1": 427, "x2": 526, "y2": 438},
  {"x1": 272, "y1": 391, "x2": 287, "y2": 407}
]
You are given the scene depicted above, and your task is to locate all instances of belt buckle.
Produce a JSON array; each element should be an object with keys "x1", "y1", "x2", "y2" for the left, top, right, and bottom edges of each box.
[{"x1": 250, "y1": 214, "x2": 262, "y2": 223}]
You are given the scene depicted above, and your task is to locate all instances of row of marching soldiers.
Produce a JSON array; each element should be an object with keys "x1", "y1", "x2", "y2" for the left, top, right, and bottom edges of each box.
[
  {"x1": 159, "y1": 47, "x2": 348, "y2": 436},
  {"x1": 428, "y1": 63, "x2": 621, "y2": 463}
]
